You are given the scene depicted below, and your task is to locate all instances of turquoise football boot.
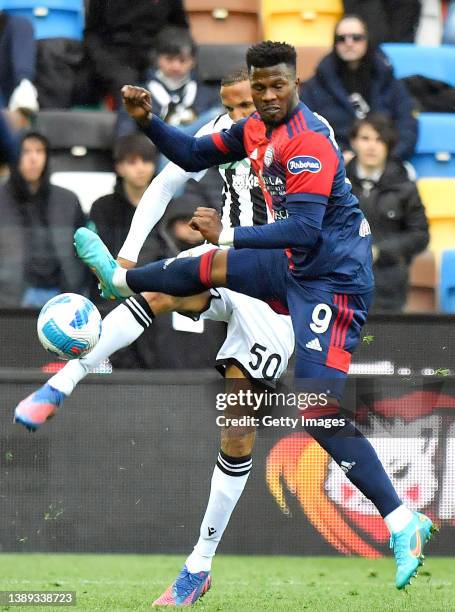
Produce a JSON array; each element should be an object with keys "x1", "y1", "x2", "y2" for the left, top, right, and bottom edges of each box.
[
  {"x1": 390, "y1": 511, "x2": 438, "y2": 589},
  {"x1": 74, "y1": 228, "x2": 126, "y2": 300}
]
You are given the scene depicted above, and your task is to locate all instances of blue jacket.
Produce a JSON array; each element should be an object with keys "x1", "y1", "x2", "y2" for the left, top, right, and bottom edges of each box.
[{"x1": 300, "y1": 52, "x2": 417, "y2": 160}]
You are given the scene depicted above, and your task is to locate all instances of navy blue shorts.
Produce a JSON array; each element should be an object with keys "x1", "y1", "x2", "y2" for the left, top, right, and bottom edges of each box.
[{"x1": 226, "y1": 248, "x2": 373, "y2": 398}]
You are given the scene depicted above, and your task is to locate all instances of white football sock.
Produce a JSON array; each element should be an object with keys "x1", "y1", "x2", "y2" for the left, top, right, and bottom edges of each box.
[
  {"x1": 49, "y1": 297, "x2": 153, "y2": 396},
  {"x1": 113, "y1": 268, "x2": 133, "y2": 297},
  {"x1": 384, "y1": 504, "x2": 414, "y2": 534},
  {"x1": 185, "y1": 451, "x2": 252, "y2": 573}
]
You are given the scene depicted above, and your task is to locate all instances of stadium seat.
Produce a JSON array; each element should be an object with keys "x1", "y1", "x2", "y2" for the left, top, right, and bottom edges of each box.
[
  {"x1": 412, "y1": 114, "x2": 455, "y2": 178},
  {"x1": 296, "y1": 46, "x2": 330, "y2": 81},
  {"x1": 417, "y1": 178, "x2": 455, "y2": 256},
  {"x1": 440, "y1": 249, "x2": 455, "y2": 312},
  {"x1": 197, "y1": 44, "x2": 250, "y2": 82},
  {"x1": 34, "y1": 110, "x2": 116, "y2": 173},
  {"x1": 262, "y1": 0, "x2": 343, "y2": 47},
  {"x1": 186, "y1": 0, "x2": 261, "y2": 44},
  {"x1": 50, "y1": 172, "x2": 116, "y2": 214},
  {"x1": 405, "y1": 250, "x2": 437, "y2": 313},
  {"x1": 2, "y1": 0, "x2": 84, "y2": 40},
  {"x1": 381, "y1": 43, "x2": 455, "y2": 87}
]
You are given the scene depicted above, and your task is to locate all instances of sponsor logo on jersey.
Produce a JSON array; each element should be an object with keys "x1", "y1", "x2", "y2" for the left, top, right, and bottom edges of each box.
[
  {"x1": 287, "y1": 156, "x2": 322, "y2": 174},
  {"x1": 264, "y1": 145, "x2": 274, "y2": 167},
  {"x1": 273, "y1": 209, "x2": 289, "y2": 220},
  {"x1": 232, "y1": 174, "x2": 259, "y2": 191}
]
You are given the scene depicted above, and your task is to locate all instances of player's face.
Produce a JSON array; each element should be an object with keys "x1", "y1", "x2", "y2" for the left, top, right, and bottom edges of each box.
[
  {"x1": 351, "y1": 124, "x2": 388, "y2": 169},
  {"x1": 220, "y1": 80, "x2": 255, "y2": 123},
  {"x1": 249, "y1": 63, "x2": 299, "y2": 127},
  {"x1": 19, "y1": 137, "x2": 47, "y2": 184},
  {"x1": 116, "y1": 156, "x2": 155, "y2": 190},
  {"x1": 157, "y1": 49, "x2": 195, "y2": 80},
  {"x1": 335, "y1": 18, "x2": 368, "y2": 64}
]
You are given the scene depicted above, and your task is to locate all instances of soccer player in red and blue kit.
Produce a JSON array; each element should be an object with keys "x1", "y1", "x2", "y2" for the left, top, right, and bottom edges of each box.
[{"x1": 75, "y1": 42, "x2": 436, "y2": 600}]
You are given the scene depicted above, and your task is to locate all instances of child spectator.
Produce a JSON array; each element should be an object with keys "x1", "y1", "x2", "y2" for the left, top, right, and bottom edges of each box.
[{"x1": 117, "y1": 27, "x2": 220, "y2": 140}]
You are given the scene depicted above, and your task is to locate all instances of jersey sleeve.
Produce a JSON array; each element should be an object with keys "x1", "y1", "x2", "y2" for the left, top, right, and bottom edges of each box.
[
  {"x1": 141, "y1": 114, "x2": 246, "y2": 172},
  {"x1": 281, "y1": 131, "x2": 339, "y2": 206}
]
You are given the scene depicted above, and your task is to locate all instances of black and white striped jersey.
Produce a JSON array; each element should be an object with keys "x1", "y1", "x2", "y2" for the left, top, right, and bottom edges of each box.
[
  {"x1": 118, "y1": 113, "x2": 272, "y2": 263},
  {"x1": 210, "y1": 114, "x2": 271, "y2": 228}
]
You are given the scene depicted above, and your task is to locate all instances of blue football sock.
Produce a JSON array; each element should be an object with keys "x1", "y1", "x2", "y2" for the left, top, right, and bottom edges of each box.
[
  {"x1": 126, "y1": 250, "x2": 217, "y2": 296},
  {"x1": 305, "y1": 417, "x2": 402, "y2": 517}
]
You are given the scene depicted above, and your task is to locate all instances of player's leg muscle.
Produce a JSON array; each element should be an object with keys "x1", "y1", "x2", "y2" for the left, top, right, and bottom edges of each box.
[{"x1": 220, "y1": 364, "x2": 256, "y2": 458}]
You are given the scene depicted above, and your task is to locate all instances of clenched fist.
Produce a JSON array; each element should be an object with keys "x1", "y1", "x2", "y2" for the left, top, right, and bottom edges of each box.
[
  {"x1": 190, "y1": 207, "x2": 223, "y2": 245},
  {"x1": 121, "y1": 85, "x2": 153, "y2": 125}
]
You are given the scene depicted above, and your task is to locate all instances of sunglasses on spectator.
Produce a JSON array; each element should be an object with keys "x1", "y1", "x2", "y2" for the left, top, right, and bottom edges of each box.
[{"x1": 335, "y1": 33, "x2": 367, "y2": 43}]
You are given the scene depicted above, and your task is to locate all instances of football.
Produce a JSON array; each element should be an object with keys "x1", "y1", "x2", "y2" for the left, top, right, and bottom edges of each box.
[{"x1": 37, "y1": 293, "x2": 102, "y2": 360}]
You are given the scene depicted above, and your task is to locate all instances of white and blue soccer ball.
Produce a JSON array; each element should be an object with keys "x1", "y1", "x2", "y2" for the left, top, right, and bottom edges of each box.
[{"x1": 37, "y1": 293, "x2": 102, "y2": 360}]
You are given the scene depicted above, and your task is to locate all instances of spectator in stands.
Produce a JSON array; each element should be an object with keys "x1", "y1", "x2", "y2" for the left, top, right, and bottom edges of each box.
[
  {"x1": 88, "y1": 133, "x2": 161, "y2": 369},
  {"x1": 343, "y1": 1, "x2": 421, "y2": 45},
  {"x1": 0, "y1": 132, "x2": 86, "y2": 307},
  {"x1": 78, "y1": 0, "x2": 189, "y2": 108},
  {"x1": 0, "y1": 11, "x2": 38, "y2": 114},
  {"x1": 117, "y1": 27, "x2": 220, "y2": 140},
  {"x1": 300, "y1": 14, "x2": 417, "y2": 162},
  {"x1": 346, "y1": 113, "x2": 429, "y2": 312},
  {"x1": 88, "y1": 133, "x2": 163, "y2": 302}
]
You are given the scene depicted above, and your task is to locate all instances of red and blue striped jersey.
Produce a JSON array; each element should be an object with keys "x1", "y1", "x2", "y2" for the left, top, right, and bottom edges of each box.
[{"x1": 210, "y1": 102, "x2": 373, "y2": 292}]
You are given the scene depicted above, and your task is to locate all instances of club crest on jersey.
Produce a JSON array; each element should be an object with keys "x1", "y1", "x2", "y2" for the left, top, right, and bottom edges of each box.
[
  {"x1": 287, "y1": 156, "x2": 322, "y2": 174},
  {"x1": 264, "y1": 145, "x2": 274, "y2": 167}
]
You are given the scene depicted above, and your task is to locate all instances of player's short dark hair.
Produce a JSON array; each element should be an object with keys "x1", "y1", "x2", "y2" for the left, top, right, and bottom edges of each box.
[
  {"x1": 246, "y1": 41, "x2": 296, "y2": 73},
  {"x1": 220, "y1": 67, "x2": 249, "y2": 87},
  {"x1": 155, "y1": 26, "x2": 196, "y2": 58},
  {"x1": 349, "y1": 112, "x2": 398, "y2": 152},
  {"x1": 113, "y1": 134, "x2": 156, "y2": 163}
]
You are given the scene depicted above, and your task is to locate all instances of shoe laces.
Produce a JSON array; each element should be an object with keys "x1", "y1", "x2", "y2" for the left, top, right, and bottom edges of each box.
[{"x1": 174, "y1": 568, "x2": 205, "y2": 597}]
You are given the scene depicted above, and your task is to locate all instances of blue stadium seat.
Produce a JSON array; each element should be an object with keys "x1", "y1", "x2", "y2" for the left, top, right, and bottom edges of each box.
[
  {"x1": 439, "y1": 250, "x2": 455, "y2": 312},
  {"x1": 412, "y1": 113, "x2": 455, "y2": 177},
  {"x1": 2, "y1": 0, "x2": 84, "y2": 40},
  {"x1": 381, "y1": 43, "x2": 455, "y2": 87}
]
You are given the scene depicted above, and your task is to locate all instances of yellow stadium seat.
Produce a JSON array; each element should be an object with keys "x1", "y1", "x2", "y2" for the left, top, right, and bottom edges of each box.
[
  {"x1": 417, "y1": 178, "x2": 455, "y2": 255},
  {"x1": 262, "y1": 0, "x2": 343, "y2": 46},
  {"x1": 186, "y1": 0, "x2": 261, "y2": 44}
]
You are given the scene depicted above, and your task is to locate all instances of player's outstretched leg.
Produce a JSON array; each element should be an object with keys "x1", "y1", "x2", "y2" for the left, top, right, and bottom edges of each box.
[
  {"x1": 74, "y1": 228, "x2": 220, "y2": 300},
  {"x1": 14, "y1": 295, "x2": 155, "y2": 430},
  {"x1": 390, "y1": 511, "x2": 438, "y2": 589}
]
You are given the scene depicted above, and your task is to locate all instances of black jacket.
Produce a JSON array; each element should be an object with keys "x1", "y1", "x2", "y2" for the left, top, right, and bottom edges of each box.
[
  {"x1": 346, "y1": 158, "x2": 429, "y2": 311},
  {"x1": 300, "y1": 51, "x2": 418, "y2": 160},
  {"x1": 0, "y1": 181, "x2": 86, "y2": 306},
  {"x1": 84, "y1": 0, "x2": 188, "y2": 82}
]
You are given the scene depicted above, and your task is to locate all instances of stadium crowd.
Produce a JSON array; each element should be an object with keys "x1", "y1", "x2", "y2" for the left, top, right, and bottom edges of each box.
[{"x1": 0, "y1": 0, "x2": 454, "y2": 362}]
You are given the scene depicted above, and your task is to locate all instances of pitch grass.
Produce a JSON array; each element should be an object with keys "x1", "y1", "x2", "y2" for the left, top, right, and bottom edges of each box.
[{"x1": 0, "y1": 554, "x2": 454, "y2": 611}]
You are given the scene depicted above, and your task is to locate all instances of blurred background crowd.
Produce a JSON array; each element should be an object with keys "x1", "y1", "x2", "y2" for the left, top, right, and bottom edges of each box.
[{"x1": 0, "y1": 0, "x2": 455, "y2": 367}]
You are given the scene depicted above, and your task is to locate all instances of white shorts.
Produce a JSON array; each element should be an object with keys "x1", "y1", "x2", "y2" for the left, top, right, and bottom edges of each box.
[{"x1": 176, "y1": 244, "x2": 295, "y2": 384}]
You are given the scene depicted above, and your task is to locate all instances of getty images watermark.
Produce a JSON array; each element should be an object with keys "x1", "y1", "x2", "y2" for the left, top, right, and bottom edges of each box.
[{"x1": 215, "y1": 390, "x2": 345, "y2": 429}]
